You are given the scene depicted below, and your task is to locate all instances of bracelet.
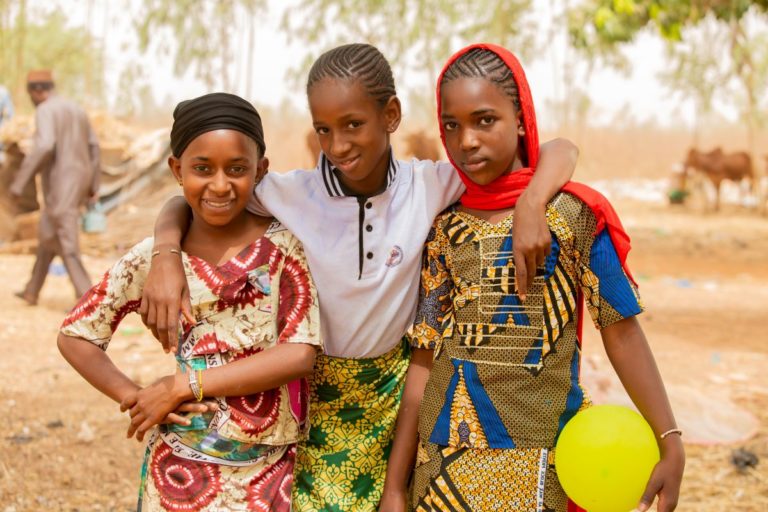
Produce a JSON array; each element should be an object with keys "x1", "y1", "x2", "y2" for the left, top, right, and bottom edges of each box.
[
  {"x1": 188, "y1": 369, "x2": 204, "y2": 402},
  {"x1": 659, "y1": 428, "x2": 683, "y2": 440},
  {"x1": 151, "y1": 247, "x2": 181, "y2": 258}
]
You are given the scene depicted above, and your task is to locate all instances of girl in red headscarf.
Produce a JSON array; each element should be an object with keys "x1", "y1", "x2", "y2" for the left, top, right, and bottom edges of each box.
[{"x1": 380, "y1": 44, "x2": 684, "y2": 512}]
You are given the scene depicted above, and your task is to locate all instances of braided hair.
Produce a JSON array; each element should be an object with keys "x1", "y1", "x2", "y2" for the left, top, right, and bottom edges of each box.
[
  {"x1": 440, "y1": 48, "x2": 520, "y2": 111},
  {"x1": 307, "y1": 43, "x2": 397, "y2": 107}
]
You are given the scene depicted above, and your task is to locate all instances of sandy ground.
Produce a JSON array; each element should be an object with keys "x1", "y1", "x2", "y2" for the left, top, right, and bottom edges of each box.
[{"x1": 0, "y1": 176, "x2": 766, "y2": 511}]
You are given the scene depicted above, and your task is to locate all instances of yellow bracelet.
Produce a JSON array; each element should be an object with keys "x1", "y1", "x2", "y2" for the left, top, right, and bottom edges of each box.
[
  {"x1": 195, "y1": 369, "x2": 204, "y2": 402},
  {"x1": 659, "y1": 428, "x2": 683, "y2": 440}
]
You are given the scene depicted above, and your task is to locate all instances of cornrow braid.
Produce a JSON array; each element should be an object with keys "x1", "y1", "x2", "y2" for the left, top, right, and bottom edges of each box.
[
  {"x1": 307, "y1": 43, "x2": 397, "y2": 107},
  {"x1": 441, "y1": 48, "x2": 520, "y2": 111}
]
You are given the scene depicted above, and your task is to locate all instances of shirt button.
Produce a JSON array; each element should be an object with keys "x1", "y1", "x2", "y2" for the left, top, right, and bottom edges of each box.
[
  {"x1": 366, "y1": 252, "x2": 373, "y2": 259},
  {"x1": 366, "y1": 224, "x2": 373, "y2": 232},
  {"x1": 365, "y1": 202, "x2": 372, "y2": 209}
]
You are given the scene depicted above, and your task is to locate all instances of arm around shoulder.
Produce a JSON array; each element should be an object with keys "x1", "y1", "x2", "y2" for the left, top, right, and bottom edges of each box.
[{"x1": 139, "y1": 196, "x2": 194, "y2": 352}]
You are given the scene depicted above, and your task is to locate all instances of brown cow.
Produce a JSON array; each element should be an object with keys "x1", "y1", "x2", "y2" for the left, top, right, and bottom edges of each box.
[
  {"x1": 683, "y1": 147, "x2": 754, "y2": 211},
  {"x1": 403, "y1": 131, "x2": 441, "y2": 162}
]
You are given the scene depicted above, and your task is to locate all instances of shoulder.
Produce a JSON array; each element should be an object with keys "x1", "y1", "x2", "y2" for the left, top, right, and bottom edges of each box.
[
  {"x1": 548, "y1": 191, "x2": 590, "y2": 220},
  {"x1": 103, "y1": 237, "x2": 154, "y2": 278},
  {"x1": 124, "y1": 237, "x2": 155, "y2": 263},
  {"x1": 258, "y1": 168, "x2": 317, "y2": 195},
  {"x1": 408, "y1": 158, "x2": 459, "y2": 180},
  {"x1": 547, "y1": 184, "x2": 615, "y2": 241},
  {"x1": 427, "y1": 206, "x2": 460, "y2": 242},
  {"x1": 264, "y1": 220, "x2": 304, "y2": 255}
]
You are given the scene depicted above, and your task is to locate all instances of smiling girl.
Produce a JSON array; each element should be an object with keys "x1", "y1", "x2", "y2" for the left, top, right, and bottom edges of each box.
[
  {"x1": 141, "y1": 44, "x2": 579, "y2": 511},
  {"x1": 57, "y1": 93, "x2": 321, "y2": 511}
]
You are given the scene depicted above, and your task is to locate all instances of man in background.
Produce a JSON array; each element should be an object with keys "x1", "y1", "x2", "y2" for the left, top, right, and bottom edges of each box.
[{"x1": 10, "y1": 70, "x2": 100, "y2": 305}]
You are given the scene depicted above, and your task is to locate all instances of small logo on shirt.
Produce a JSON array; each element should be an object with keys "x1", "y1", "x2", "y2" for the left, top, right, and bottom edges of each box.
[{"x1": 385, "y1": 245, "x2": 403, "y2": 267}]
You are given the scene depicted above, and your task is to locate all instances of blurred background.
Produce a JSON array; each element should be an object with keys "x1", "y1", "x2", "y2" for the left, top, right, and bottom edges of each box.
[{"x1": 0, "y1": 1, "x2": 766, "y2": 510}]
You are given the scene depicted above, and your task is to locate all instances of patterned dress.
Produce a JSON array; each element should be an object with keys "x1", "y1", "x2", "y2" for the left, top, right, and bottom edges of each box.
[
  {"x1": 60, "y1": 222, "x2": 321, "y2": 512},
  {"x1": 293, "y1": 340, "x2": 410, "y2": 512},
  {"x1": 409, "y1": 193, "x2": 643, "y2": 511}
]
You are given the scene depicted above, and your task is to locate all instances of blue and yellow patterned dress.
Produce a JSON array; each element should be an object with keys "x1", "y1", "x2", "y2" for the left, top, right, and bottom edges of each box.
[{"x1": 409, "y1": 192, "x2": 643, "y2": 512}]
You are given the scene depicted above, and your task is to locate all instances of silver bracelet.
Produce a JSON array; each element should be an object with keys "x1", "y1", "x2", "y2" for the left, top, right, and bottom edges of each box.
[{"x1": 659, "y1": 428, "x2": 683, "y2": 440}]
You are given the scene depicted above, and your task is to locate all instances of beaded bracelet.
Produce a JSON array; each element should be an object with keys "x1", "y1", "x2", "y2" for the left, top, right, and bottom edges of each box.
[{"x1": 659, "y1": 428, "x2": 683, "y2": 440}]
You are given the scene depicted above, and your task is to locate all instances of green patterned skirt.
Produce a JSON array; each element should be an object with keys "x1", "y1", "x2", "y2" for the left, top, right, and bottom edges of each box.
[{"x1": 292, "y1": 340, "x2": 410, "y2": 512}]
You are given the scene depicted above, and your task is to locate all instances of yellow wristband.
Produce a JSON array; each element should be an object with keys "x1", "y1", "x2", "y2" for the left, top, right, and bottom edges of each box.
[{"x1": 195, "y1": 369, "x2": 203, "y2": 402}]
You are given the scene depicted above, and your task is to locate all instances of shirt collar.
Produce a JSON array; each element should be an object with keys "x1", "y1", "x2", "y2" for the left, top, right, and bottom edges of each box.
[{"x1": 318, "y1": 147, "x2": 398, "y2": 198}]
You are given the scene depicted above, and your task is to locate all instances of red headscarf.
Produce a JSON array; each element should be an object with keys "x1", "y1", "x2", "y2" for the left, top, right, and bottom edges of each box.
[{"x1": 436, "y1": 43, "x2": 635, "y2": 286}]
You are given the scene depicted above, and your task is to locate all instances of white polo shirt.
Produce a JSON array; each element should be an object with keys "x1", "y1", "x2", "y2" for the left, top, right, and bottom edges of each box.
[{"x1": 248, "y1": 151, "x2": 464, "y2": 358}]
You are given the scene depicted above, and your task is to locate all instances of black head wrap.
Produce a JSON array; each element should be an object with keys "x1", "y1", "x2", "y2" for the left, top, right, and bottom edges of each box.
[{"x1": 170, "y1": 92, "x2": 266, "y2": 158}]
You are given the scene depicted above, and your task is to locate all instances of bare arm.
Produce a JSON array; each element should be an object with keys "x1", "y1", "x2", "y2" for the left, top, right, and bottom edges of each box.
[
  {"x1": 602, "y1": 317, "x2": 684, "y2": 512},
  {"x1": 58, "y1": 334, "x2": 139, "y2": 403},
  {"x1": 124, "y1": 343, "x2": 318, "y2": 441},
  {"x1": 139, "y1": 196, "x2": 194, "y2": 352},
  {"x1": 379, "y1": 348, "x2": 433, "y2": 512},
  {"x1": 514, "y1": 137, "x2": 579, "y2": 300}
]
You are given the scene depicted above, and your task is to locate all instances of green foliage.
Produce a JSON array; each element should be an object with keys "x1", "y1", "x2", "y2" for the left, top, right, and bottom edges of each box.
[
  {"x1": 281, "y1": 0, "x2": 535, "y2": 95},
  {"x1": 134, "y1": 0, "x2": 266, "y2": 90},
  {"x1": 569, "y1": 0, "x2": 768, "y2": 153},
  {"x1": 570, "y1": 0, "x2": 768, "y2": 49},
  {"x1": 0, "y1": 3, "x2": 104, "y2": 110}
]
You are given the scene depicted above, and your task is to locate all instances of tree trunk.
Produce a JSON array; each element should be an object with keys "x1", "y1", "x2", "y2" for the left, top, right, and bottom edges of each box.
[{"x1": 14, "y1": 0, "x2": 26, "y2": 101}]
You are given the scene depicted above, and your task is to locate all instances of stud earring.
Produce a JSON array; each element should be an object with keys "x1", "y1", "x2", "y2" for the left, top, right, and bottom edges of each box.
[{"x1": 518, "y1": 126, "x2": 525, "y2": 136}]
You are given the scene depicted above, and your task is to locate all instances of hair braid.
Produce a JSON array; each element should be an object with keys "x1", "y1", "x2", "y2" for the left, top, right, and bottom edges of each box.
[
  {"x1": 441, "y1": 48, "x2": 520, "y2": 110},
  {"x1": 307, "y1": 43, "x2": 397, "y2": 107}
]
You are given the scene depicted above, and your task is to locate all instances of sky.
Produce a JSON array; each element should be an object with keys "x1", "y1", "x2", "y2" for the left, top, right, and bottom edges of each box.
[{"x1": 26, "y1": 0, "x2": 747, "y2": 128}]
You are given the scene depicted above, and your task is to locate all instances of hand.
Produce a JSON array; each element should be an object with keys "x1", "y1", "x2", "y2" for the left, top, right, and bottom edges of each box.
[
  {"x1": 138, "y1": 246, "x2": 194, "y2": 353},
  {"x1": 378, "y1": 487, "x2": 408, "y2": 512},
  {"x1": 513, "y1": 190, "x2": 551, "y2": 301},
  {"x1": 120, "y1": 373, "x2": 189, "y2": 442},
  {"x1": 638, "y1": 436, "x2": 685, "y2": 512}
]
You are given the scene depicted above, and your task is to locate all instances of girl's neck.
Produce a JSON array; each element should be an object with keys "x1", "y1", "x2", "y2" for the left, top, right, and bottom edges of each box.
[{"x1": 184, "y1": 211, "x2": 271, "y2": 266}]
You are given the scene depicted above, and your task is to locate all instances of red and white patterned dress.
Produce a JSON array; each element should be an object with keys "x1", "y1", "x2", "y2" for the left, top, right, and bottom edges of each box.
[{"x1": 61, "y1": 221, "x2": 322, "y2": 511}]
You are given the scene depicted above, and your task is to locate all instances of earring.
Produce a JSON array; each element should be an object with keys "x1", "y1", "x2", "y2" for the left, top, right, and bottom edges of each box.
[
  {"x1": 177, "y1": 179, "x2": 183, "y2": 186},
  {"x1": 518, "y1": 125, "x2": 525, "y2": 136}
]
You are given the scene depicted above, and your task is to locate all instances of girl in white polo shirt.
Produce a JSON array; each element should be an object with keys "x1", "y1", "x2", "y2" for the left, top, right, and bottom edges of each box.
[{"x1": 140, "y1": 43, "x2": 578, "y2": 511}]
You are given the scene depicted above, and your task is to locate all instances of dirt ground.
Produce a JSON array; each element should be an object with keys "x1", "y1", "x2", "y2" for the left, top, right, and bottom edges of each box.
[{"x1": 1, "y1": 167, "x2": 767, "y2": 510}]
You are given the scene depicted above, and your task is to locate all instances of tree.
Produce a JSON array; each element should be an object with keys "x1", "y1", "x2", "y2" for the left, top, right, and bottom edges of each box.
[
  {"x1": 0, "y1": 2, "x2": 105, "y2": 111},
  {"x1": 281, "y1": 0, "x2": 536, "y2": 113},
  {"x1": 569, "y1": 0, "x2": 768, "y2": 154},
  {"x1": 134, "y1": 0, "x2": 267, "y2": 94}
]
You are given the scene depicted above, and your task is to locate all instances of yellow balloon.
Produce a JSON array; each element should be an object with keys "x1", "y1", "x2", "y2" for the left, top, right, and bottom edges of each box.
[{"x1": 555, "y1": 405, "x2": 660, "y2": 512}]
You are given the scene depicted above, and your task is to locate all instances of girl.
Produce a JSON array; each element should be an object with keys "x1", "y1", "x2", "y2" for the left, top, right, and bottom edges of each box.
[
  {"x1": 142, "y1": 44, "x2": 578, "y2": 511},
  {"x1": 380, "y1": 43, "x2": 685, "y2": 512},
  {"x1": 58, "y1": 93, "x2": 322, "y2": 511}
]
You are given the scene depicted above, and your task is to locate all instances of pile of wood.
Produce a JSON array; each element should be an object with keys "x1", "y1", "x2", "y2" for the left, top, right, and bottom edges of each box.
[{"x1": 0, "y1": 112, "x2": 171, "y2": 253}]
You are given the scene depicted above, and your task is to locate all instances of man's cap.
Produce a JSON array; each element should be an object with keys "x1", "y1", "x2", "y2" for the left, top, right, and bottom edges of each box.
[{"x1": 27, "y1": 70, "x2": 54, "y2": 85}]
